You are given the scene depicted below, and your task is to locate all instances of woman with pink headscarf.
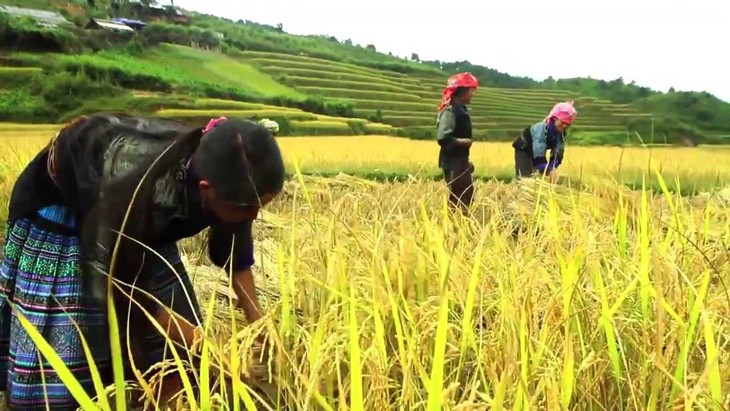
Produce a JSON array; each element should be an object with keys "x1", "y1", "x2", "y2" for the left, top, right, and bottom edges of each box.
[
  {"x1": 511, "y1": 101, "x2": 577, "y2": 182},
  {"x1": 436, "y1": 72, "x2": 479, "y2": 212}
]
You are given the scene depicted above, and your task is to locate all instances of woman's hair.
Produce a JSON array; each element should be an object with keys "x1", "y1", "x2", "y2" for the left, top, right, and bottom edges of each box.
[
  {"x1": 454, "y1": 86, "x2": 477, "y2": 100},
  {"x1": 190, "y1": 118, "x2": 286, "y2": 206}
]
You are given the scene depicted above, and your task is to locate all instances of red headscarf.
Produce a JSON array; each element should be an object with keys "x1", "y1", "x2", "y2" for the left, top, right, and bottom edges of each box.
[{"x1": 438, "y1": 72, "x2": 479, "y2": 112}]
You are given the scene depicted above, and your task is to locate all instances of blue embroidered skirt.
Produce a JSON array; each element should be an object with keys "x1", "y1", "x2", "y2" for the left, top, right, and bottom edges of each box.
[{"x1": 0, "y1": 205, "x2": 201, "y2": 410}]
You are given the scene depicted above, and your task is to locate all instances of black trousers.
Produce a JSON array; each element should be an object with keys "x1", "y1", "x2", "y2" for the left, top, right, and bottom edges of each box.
[
  {"x1": 441, "y1": 159, "x2": 474, "y2": 211},
  {"x1": 514, "y1": 149, "x2": 534, "y2": 179}
]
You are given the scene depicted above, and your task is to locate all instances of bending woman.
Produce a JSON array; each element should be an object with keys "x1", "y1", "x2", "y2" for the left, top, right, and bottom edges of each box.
[
  {"x1": 0, "y1": 114, "x2": 285, "y2": 410},
  {"x1": 512, "y1": 101, "x2": 577, "y2": 182}
]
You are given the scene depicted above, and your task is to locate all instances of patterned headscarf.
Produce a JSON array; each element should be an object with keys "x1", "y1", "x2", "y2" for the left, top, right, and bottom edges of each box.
[
  {"x1": 438, "y1": 72, "x2": 479, "y2": 112},
  {"x1": 546, "y1": 101, "x2": 578, "y2": 124}
]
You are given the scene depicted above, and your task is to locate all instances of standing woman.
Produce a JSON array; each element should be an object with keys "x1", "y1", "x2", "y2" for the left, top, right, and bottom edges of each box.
[
  {"x1": 436, "y1": 72, "x2": 479, "y2": 212},
  {"x1": 0, "y1": 114, "x2": 285, "y2": 409},
  {"x1": 512, "y1": 100, "x2": 577, "y2": 182}
]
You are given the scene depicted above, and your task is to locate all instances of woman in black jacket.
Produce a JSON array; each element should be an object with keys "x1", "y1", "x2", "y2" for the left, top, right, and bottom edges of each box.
[
  {"x1": 0, "y1": 114, "x2": 285, "y2": 409},
  {"x1": 436, "y1": 72, "x2": 479, "y2": 212}
]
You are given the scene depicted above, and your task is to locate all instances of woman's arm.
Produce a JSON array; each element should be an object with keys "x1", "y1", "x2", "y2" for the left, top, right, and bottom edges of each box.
[
  {"x1": 208, "y1": 221, "x2": 265, "y2": 326},
  {"x1": 437, "y1": 107, "x2": 472, "y2": 148},
  {"x1": 230, "y1": 268, "x2": 264, "y2": 323},
  {"x1": 549, "y1": 139, "x2": 565, "y2": 169},
  {"x1": 530, "y1": 122, "x2": 554, "y2": 175}
]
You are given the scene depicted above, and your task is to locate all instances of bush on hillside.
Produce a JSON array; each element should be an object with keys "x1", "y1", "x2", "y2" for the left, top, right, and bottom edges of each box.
[
  {"x1": 0, "y1": 12, "x2": 78, "y2": 52},
  {"x1": 0, "y1": 89, "x2": 46, "y2": 121},
  {"x1": 32, "y1": 71, "x2": 122, "y2": 118},
  {"x1": 346, "y1": 59, "x2": 443, "y2": 76},
  {"x1": 635, "y1": 91, "x2": 730, "y2": 134},
  {"x1": 0, "y1": 70, "x2": 123, "y2": 122},
  {"x1": 139, "y1": 22, "x2": 221, "y2": 50},
  {"x1": 368, "y1": 109, "x2": 384, "y2": 123},
  {"x1": 0, "y1": 55, "x2": 35, "y2": 67},
  {"x1": 0, "y1": 11, "x2": 136, "y2": 53},
  {"x1": 0, "y1": 67, "x2": 42, "y2": 87},
  {"x1": 60, "y1": 59, "x2": 175, "y2": 92},
  {"x1": 435, "y1": 60, "x2": 539, "y2": 89},
  {"x1": 626, "y1": 116, "x2": 708, "y2": 146},
  {"x1": 552, "y1": 77, "x2": 654, "y2": 104}
]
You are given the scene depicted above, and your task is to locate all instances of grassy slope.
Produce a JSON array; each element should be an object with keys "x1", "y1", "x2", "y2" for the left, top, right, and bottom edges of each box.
[
  {"x1": 166, "y1": 48, "x2": 657, "y2": 143},
  {"x1": 142, "y1": 45, "x2": 303, "y2": 99}
]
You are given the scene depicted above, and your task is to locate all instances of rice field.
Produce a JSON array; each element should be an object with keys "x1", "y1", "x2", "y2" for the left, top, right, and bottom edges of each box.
[{"x1": 0, "y1": 126, "x2": 728, "y2": 410}]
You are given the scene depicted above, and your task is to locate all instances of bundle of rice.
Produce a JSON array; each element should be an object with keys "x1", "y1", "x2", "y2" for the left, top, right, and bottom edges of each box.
[
  {"x1": 716, "y1": 186, "x2": 730, "y2": 206},
  {"x1": 299, "y1": 172, "x2": 380, "y2": 188}
]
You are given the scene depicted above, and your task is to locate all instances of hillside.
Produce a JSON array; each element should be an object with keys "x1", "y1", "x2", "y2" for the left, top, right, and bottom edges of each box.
[{"x1": 1, "y1": 0, "x2": 729, "y2": 146}]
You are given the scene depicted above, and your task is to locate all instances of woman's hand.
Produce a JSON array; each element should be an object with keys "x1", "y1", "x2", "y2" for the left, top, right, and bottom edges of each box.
[
  {"x1": 242, "y1": 328, "x2": 277, "y2": 385},
  {"x1": 548, "y1": 169, "x2": 560, "y2": 183}
]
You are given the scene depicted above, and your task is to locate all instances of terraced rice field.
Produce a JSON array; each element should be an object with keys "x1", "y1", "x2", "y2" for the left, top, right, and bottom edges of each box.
[
  {"x1": 241, "y1": 50, "x2": 656, "y2": 139},
  {"x1": 0, "y1": 66, "x2": 42, "y2": 85},
  {"x1": 3, "y1": 44, "x2": 657, "y2": 140}
]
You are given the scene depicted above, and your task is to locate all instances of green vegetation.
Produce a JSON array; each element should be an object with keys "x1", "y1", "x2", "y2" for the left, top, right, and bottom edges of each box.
[
  {"x1": 53, "y1": 44, "x2": 304, "y2": 98},
  {"x1": 0, "y1": 0, "x2": 728, "y2": 145}
]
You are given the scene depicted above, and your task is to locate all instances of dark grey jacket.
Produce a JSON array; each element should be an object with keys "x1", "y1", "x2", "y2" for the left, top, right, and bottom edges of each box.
[{"x1": 436, "y1": 103, "x2": 472, "y2": 168}]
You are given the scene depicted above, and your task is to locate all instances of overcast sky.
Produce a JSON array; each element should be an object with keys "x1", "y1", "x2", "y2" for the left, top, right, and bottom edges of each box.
[{"x1": 174, "y1": 0, "x2": 728, "y2": 102}]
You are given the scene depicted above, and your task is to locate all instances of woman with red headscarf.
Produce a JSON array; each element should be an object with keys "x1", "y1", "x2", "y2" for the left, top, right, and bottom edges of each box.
[
  {"x1": 436, "y1": 72, "x2": 479, "y2": 212},
  {"x1": 511, "y1": 101, "x2": 577, "y2": 183}
]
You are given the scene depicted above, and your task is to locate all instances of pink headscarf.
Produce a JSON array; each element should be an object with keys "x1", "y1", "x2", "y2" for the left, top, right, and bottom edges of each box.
[
  {"x1": 203, "y1": 116, "x2": 227, "y2": 133},
  {"x1": 546, "y1": 101, "x2": 578, "y2": 124}
]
